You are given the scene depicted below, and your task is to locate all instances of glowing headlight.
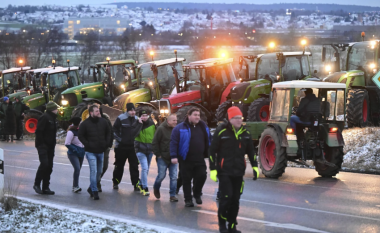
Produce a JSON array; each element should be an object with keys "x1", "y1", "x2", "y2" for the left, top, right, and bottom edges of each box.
[
  {"x1": 61, "y1": 100, "x2": 68, "y2": 106},
  {"x1": 370, "y1": 63, "x2": 376, "y2": 69},
  {"x1": 160, "y1": 109, "x2": 165, "y2": 114},
  {"x1": 325, "y1": 65, "x2": 331, "y2": 72},
  {"x1": 164, "y1": 109, "x2": 169, "y2": 114},
  {"x1": 121, "y1": 84, "x2": 125, "y2": 89},
  {"x1": 149, "y1": 81, "x2": 153, "y2": 86}
]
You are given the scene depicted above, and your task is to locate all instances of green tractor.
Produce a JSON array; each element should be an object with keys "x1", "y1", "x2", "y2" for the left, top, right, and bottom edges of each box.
[
  {"x1": 245, "y1": 80, "x2": 346, "y2": 178},
  {"x1": 57, "y1": 56, "x2": 186, "y2": 125},
  {"x1": 216, "y1": 51, "x2": 318, "y2": 122},
  {"x1": 23, "y1": 66, "x2": 81, "y2": 133},
  {"x1": 321, "y1": 39, "x2": 380, "y2": 127},
  {"x1": 0, "y1": 66, "x2": 32, "y2": 100}
]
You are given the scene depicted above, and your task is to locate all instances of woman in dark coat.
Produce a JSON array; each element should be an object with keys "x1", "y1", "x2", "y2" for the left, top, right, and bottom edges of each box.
[{"x1": 4, "y1": 101, "x2": 17, "y2": 142}]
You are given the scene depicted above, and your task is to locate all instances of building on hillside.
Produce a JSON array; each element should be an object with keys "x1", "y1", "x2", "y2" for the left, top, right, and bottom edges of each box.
[{"x1": 64, "y1": 17, "x2": 130, "y2": 39}]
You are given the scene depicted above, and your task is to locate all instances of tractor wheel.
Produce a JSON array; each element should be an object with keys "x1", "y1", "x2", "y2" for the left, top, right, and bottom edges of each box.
[
  {"x1": 347, "y1": 89, "x2": 370, "y2": 127},
  {"x1": 247, "y1": 97, "x2": 270, "y2": 122},
  {"x1": 58, "y1": 121, "x2": 71, "y2": 131},
  {"x1": 258, "y1": 127, "x2": 287, "y2": 178},
  {"x1": 176, "y1": 105, "x2": 208, "y2": 123},
  {"x1": 72, "y1": 103, "x2": 89, "y2": 121},
  {"x1": 24, "y1": 112, "x2": 42, "y2": 134},
  {"x1": 315, "y1": 146, "x2": 344, "y2": 178},
  {"x1": 215, "y1": 100, "x2": 232, "y2": 121},
  {"x1": 135, "y1": 105, "x2": 159, "y2": 125}
]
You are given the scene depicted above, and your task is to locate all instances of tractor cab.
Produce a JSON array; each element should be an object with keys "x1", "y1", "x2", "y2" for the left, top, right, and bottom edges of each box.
[
  {"x1": 245, "y1": 80, "x2": 346, "y2": 178},
  {"x1": 0, "y1": 66, "x2": 32, "y2": 98}
]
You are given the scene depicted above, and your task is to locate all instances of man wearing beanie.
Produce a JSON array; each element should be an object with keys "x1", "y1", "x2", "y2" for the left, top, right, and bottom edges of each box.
[
  {"x1": 33, "y1": 101, "x2": 60, "y2": 195},
  {"x1": 209, "y1": 106, "x2": 259, "y2": 233},
  {"x1": 112, "y1": 103, "x2": 141, "y2": 191},
  {"x1": 134, "y1": 108, "x2": 156, "y2": 196}
]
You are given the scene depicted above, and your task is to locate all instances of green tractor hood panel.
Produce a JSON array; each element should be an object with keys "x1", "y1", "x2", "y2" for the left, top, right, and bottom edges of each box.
[
  {"x1": 113, "y1": 88, "x2": 151, "y2": 112},
  {"x1": 230, "y1": 79, "x2": 272, "y2": 104}
]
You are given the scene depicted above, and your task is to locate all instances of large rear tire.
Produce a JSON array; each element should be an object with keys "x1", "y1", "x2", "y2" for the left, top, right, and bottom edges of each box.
[
  {"x1": 315, "y1": 146, "x2": 344, "y2": 177},
  {"x1": 247, "y1": 97, "x2": 270, "y2": 122},
  {"x1": 347, "y1": 89, "x2": 370, "y2": 128},
  {"x1": 258, "y1": 127, "x2": 287, "y2": 178},
  {"x1": 176, "y1": 105, "x2": 208, "y2": 123},
  {"x1": 24, "y1": 112, "x2": 42, "y2": 134},
  {"x1": 215, "y1": 100, "x2": 232, "y2": 121},
  {"x1": 135, "y1": 105, "x2": 159, "y2": 125},
  {"x1": 72, "y1": 103, "x2": 89, "y2": 121}
]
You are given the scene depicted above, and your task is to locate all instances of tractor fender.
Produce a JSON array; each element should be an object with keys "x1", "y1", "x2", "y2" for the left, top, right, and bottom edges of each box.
[
  {"x1": 82, "y1": 98, "x2": 103, "y2": 105},
  {"x1": 266, "y1": 123, "x2": 289, "y2": 147},
  {"x1": 320, "y1": 124, "x2": 345, "y2": 147},
  {"x1": 27, "y1": 108, "x2": 43, "y2": 116},
  {"x1": 135, "y1": 102, "x2": 159, "y2": 110},
  {"x1": 182, "y1": 103, "x2": 211, "y2": 119}
]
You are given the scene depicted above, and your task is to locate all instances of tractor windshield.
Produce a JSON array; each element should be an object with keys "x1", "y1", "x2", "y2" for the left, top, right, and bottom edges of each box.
[
  {"x1": 49, "y1": 70, "x2": 79, "y2": 89},
  {"x1": 270, "y1": 89, "x2": 291, "y2": 121},
  {"x1": 282, "y1": 56, "x2": 310, "y2": 80},
  {"x1": 347, "y1": 42, "x2": 376, "y2": 73},
  {"x1": 3, "y1": 72, "x2": 27, "y2": 91},
  {"x1": 99, "y1": 64, "x2": 136, "y2": 84},
  {"x1": 207, "y1": 63, "x2": 237, "y2": 85},
  {"x1": 257, "y1": 54, "x2": 279, "y2": 80},
  {"x1": 325, "y1": 89, "x2": 345, "y2": 121}
]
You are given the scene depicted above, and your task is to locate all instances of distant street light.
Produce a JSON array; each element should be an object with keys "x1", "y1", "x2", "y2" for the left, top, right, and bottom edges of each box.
[{"x1": 150, "y1": 51, "x2": 154, "y2": 61}]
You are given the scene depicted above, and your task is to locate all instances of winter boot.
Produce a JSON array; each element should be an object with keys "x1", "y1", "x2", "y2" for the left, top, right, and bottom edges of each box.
[
  {"x1": 43, "y1": 188, "x2": 55, "y2": 195},
  {"x1": 97, "y1": 183, "x2": 102, "y2": 192},
  {"x1": 87, "y1": 187, "x2": 93, "y2": 197},
  {"x1": 93, "y1": 191, "x2": 99, "y2": 200},
  {"x1": 185, "y1": 200, "x2": 194, "y2": 207},
  {"x1": 154, "y1": 188, "x2": 160, "y2": 199},
  {"x1": 228, "y1": 222, "x2": 241, "y2": 233},
  {"x1": 33, "y1": 185, "x2": 43, "y2": 194}
]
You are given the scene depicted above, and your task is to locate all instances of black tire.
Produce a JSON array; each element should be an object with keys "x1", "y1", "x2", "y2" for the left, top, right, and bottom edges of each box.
[
  {"x1": 176, "y1": 105, "x2": 208, "y2": 123},
  {"x1": 135, "y1": 105, "x2": 159, "y2": 125},
  {"x1": 215, "y1": 100, "x2": 232, "y2": 121},
  {"x1": 24, "y1": 112, "x2": 42, "y2": 134},
  {"x1": 258, "y1": 127, "x2": 287, "y2": 178},
  {"x1": 315, "y1": 146, "x2": 344, "y2": 177},
  {"x1": 247, "y1": 97, "x2": 270, "y2": 122},
  {"x1": 347, "y1": 89, "x2": 370, "y2": 128},
  {"x1": 72, "y1": 102, "x2": 89, "y2": 121}
]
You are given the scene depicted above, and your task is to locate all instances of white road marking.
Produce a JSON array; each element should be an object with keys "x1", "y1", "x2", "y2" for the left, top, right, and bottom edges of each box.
[{"x1": 193, "y1": 210, "x2": 329, "y2": 233}]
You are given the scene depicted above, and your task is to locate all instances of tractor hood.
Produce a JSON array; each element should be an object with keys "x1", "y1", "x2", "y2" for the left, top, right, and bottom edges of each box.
[
  {"x1": 220, "y1": 81, "x2": 240, "y2": 105},
  {"x1": 8, "y1": 91, "x2": 28, "y2": 102},
  {"x1": 322, "y1": 71, "x2": 347, "y2": 83},
  {"x1": 61, "y1": 82, "x2": 103, "y2": 95},
  {"x1": 113, "y1": 88, "x2": 151, "y2": 112},
  {"x1": 322, "y1": 70, "x2": 365, "y2": 87},
  {"x1": 162, "y1": 90, "x2": 201, "y2": 111},
  {"x1": 231, "y1": 79, "x2": 271, "y2": 103}
]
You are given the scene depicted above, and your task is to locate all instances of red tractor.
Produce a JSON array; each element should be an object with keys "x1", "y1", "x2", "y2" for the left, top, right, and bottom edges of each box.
[{"x1": 158, "y1": 58, "x2": 240, "y2": 123}]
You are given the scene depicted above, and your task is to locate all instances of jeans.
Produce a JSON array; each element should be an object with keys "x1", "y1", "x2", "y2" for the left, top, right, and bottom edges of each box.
[
  {"x1": 153, "y1": 158, "x2": 178, "y2": 197},
  {"x1": 136, "y1": 152, "x2": 153, "y2": 189},
  {"x1": 34, "y1": 146, "x2": 55, "y2": 189},
  {"x1": 112, "y1": 146, "x2": 140, "y2": 187},
  {"x1": 67, "y1": 153, "x2": 84, "y2": 187},
  {"x1": 85, "y1": 152, "x2": 104, "y2": 192}
]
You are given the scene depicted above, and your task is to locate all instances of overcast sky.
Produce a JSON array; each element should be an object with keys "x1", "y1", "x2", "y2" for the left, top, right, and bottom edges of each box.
[{"x1": 1, "y1": 0, "x2": 380, "y2": 8}]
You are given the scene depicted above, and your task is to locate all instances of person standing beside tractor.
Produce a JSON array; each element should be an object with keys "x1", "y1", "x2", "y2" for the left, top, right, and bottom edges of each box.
[
  {"x1": 0, "y1": 97, "x2": 17, "y2": 142},
  {"x1": 14, "y1": 96, "x2": 30, "y2": 140},
  {"x1": 33, "y1": 101, "x2": 60, "y2": 195},
  {"x1": 134, "y1": 109, "x2": 156, "y2": 196},
  {"x1": 152, "y1": 114, "x2": 179, "y2": 202},
  {"x1": 209, "y1": 106, "x2": 259, "y2": 233},
  {"x1": 170, "y1": 107, "x2": 211, "y2": 207},
  {"x1": 112, "y1": 103, "x2": 141, "y2": 191}
]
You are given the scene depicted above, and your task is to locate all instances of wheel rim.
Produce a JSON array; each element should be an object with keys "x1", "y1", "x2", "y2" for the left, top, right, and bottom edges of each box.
[
  {"x1": 260, "y1": 135, "x2": 276, "y2": 170},
  {"x1": 259, "y1": 105, "x2": 270, "y2": 122},
  {"x1": 362, "y1": 99, "x2": 368, "y2": 123},
  {"x1": 81, "y1": 109, "x2": 89, "y2": 121},
  {"x1": 26, "y1": 118, "x2": 38, "y2": 133}
]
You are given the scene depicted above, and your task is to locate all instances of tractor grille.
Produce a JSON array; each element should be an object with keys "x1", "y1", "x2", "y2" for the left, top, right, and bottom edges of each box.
[
  {"x1": 230, "y1": 82, "x2": 250, "y2": 101},
  {"x1": 62, "y1": 93, "x2": 78, "y2": 107},
  {"x1": 81, "y1": 91, "x2": 88, "y2": 99}
]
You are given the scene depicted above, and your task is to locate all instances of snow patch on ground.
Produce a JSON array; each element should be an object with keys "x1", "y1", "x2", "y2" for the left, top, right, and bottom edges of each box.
[{"x1": 0, "y1": 199, "x2": 161, "y2": 233}]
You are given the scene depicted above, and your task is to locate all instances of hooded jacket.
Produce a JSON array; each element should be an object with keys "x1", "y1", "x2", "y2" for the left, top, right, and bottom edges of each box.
[
  {"x1": 35, "y1": 110, "x2": 57, "y2": 148},
  {"x1": 14, "y1": 96, "x2": 29, "y2": 119},
  {"x1": 78, "y1": 116, "x2": 111, "y2": 154},
  {"x1": 209, "y1": 121, "x2": 257, "y2": 177},
  {"x1": 113, "y1": 111, "x2": 140, "y2": 148},
  {"x1": 134, "y1": 118, "x2": 156, "y2": 155},
  {"x1": 152, "y1": 120, "x2": 174, "y2": 164}
]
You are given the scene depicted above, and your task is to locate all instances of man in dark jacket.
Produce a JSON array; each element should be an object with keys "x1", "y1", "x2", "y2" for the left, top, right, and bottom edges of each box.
[
  {"x1": 290, "y1": 88, "x2": 321, "y2": 143},
  {"x1": 78, "y1": 104, "x2": 111, "y2": 200},
  {"x1": 14, "y1": 96, "x2": 30, "y2": 140},
  {"x1": 0, "y1": 97, "x2": 16, "y2": 141},
  {"x1": 209, "y1": 106, "x2": 258, "y2": 233},
  {"x1": 152, "y1": 114, "x2": 178, "y2": 202},
  {"x1": 170, "y1": 107, "x2": 211, "y2": 207},
  {"x1": 33, "y1": 101, "x2": 59, "y2": 195},
  {"x1": 112, "y1": 103, "x2": 141, "y2": 191}
]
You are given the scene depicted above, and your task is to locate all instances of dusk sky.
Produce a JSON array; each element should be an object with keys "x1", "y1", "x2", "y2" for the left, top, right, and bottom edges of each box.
[{"x1": 1, "y1": 0, "x2": 380, "y2": 7}]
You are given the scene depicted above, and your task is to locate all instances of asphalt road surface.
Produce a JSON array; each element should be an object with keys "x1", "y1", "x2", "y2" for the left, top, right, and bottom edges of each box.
[{"x1": 1, "y1": 140, "x2": 380, "y2": 233}]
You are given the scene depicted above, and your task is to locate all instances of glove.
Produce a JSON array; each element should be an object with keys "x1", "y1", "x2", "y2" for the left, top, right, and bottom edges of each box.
[
  {"x1": 210, "y1": 170, "x2": 218, "y2": 182},
  {"x1": 253, "y1": 167, "x2": 259, "y2": 180}
]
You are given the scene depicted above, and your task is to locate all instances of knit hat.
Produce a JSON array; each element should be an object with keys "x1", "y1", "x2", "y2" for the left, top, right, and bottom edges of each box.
[
  {"x1": 227, "y1": 106, "x2": 243, "y2": 120},
  {"x1": 3, "y1": 97, "x2": 9, "y2": 102},
  {"x1": 126, "y1": 103, "x2": 135, "y2": 112},
  {"x1": 70, "y1": 117, "x2": 82, "y2": 126},
  {"x1": 46, "y1": 101, "x2": 59, "y2": 111},
  {"x1": 139, "y1": 109, "x2": 149, "y2": 117}
]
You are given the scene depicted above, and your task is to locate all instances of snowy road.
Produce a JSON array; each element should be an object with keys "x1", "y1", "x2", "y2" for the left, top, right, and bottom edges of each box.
[{"x1": 2, "y1": 140, "x2": 380, "y2": 233}]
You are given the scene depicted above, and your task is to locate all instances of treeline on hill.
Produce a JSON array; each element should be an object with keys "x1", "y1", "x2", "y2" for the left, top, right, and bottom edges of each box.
[{"x1": 114, "y1": 2, "x2": 380, "y2": 12}]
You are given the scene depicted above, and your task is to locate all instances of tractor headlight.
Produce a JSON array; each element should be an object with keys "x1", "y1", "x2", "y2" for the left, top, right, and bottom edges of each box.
[
  {"x1": 121, "y1": 84, "x2": 125, "y2": 89},
  {"x1": 325, "y1": 65, "x2": 331, "y2": 72},
  {"x1": 61, "y1": 100, "x2": 68, "y2": 106},
  {"x1": 369, "y1": 63, "x2": 376, "y2": 69},
  {"x1": 164, "y1": 109, "x2": 169, "y2": 114},
  {"x1": 160, "y1": 109, "x2": 165, "y2": 114}
]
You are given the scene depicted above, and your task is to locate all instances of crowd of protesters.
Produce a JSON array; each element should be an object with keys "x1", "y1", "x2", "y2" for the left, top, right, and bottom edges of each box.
[
  {"x1": 0, "y1": 96, "x2": 29, "y2": 141},
  {"x1": 27, "y1": 101, "x2": 258, "y2": 233}
]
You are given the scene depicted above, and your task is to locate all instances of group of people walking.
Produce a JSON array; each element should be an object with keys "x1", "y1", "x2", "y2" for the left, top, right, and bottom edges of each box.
[
  {"x1": 31, "y1": 100, "x2": 259, "y2": 233},
  {"x1": 0, "y1": 96, "x2": 29, "y2": 141}
]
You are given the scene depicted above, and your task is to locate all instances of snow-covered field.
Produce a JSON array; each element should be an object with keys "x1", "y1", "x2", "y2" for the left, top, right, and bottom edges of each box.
[{"x1": 0, "y1": 199, "x2": 161, "y2": 233}]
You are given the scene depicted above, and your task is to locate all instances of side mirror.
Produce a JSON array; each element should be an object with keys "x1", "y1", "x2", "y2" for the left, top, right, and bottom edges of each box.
[{"x1": 322, "y1": 47, "x2": 326, "y2": 62}]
